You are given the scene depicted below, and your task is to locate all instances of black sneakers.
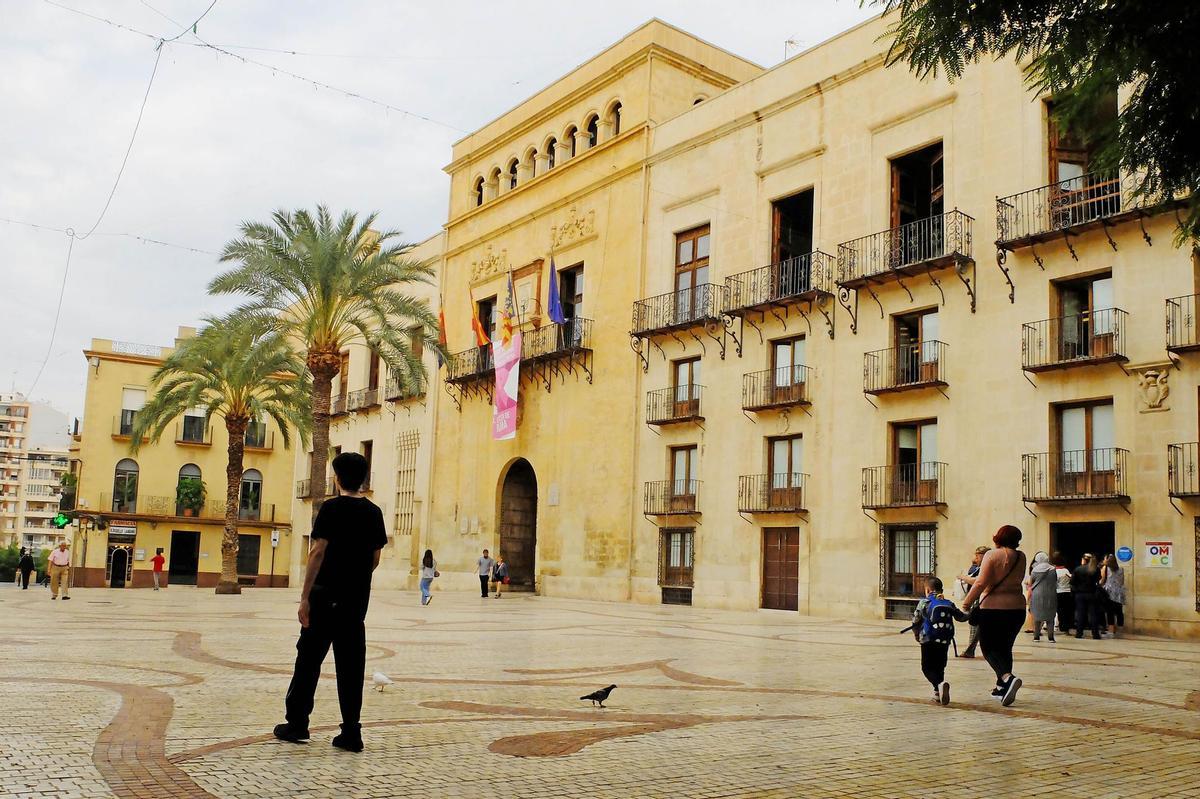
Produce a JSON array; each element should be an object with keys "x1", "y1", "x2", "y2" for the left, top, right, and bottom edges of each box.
[
  {"x1": 1001, "y1": 676, "x2": 1022, "y2": 707},
  {"x1": 332, "y1": 732, "x2": 364, "y2": 753},
  {"x1": 272, "y1": 723, "x2": 310, "y2": 743}
]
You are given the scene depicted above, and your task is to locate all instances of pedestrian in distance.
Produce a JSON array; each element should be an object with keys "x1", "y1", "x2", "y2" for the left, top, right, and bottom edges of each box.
[
  {"x1": 492, "y1": 554, "x2": 509, "y2": 598},
  {"x1": 955, "y1": 545, "x2": 989, "y2": 658},
  {"x1": 419, "y1": 549, "x2": 438, "y2": 606},
  {"x1": 1071, "y1": 554, "x2": 1103, "y2": 640},
  {"x1": 1052, "y1": 551, "x2": 1074, "y2": 636},
  {"x1": 1025, "y1": 551, "x2": 1057, "y2": 642},
  {"x1": 1100, "y1": 554, "x2": 1125, "y2": 638},
  {"x1": 150, "y1": 548, "x2": 166, "y2": 590},
  {"x1": 476, "y1": 548, "x2": 495, "y2": 599},
  {"x1": 274, "y1": 452, "x2": 387, "y2": 754},
  {"x1": 911, "y1": 576, "x2": 969, "y2": 705},
  {"x1": 17, "y1": 548, "x2": 34, "y2": 590},
  {"x1": 961, "y1": 525, "x2": 1027, "y2": 707},
  {"x1": 47, "y1": 541, "x2": 71, "y2": 600}
]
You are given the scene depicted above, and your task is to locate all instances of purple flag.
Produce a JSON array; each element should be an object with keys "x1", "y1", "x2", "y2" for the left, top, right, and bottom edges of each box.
[{"x1": 547, "y1": 256, "x2": 566, "y2": 325}]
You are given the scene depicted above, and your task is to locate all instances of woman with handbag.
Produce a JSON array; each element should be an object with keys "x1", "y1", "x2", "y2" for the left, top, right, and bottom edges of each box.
[
  {"x1": 492, "y1": 555, "x2": 509, "y2": 598},
  {"x1": 419, "y1": 549, "x2": 439, "y2": 606},
  {"x1": 961, "y1": 525, "x2": 1028, "y2": 707}
]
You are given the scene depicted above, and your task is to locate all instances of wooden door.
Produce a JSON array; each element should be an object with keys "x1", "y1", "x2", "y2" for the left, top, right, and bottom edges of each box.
[
  {"x1": 762, "y1": 527, "x2": 800, "y2": 611},
  {"x1": 771, "y1": 338, "x2": 806, "y2": 405},
  {"x1": 673, "y1": 359, "x2": 701, "y2": 418}
]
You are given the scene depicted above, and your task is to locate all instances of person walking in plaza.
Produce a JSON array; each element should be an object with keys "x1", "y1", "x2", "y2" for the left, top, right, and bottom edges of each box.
[
  {"x1": 1053, "y1": 552, "x2": 1074, "y2": 635},
  {"x1": 476, "y1": 549, "x2": 495, "y2": 599},
  {"x1": 955, "y1": 545, "x2": 988, "y2": 658},
  {"x1": 274, "y1": 452, "x2": 387, "y2": 753},
  {"x1": 47, "y1": 541, "x2": 71, "y2": 600},
  {"x1": 961, "y1": 525, "x2": 1027, "y2": 706},
  {"x1": 1025, "y1": 551, "x2": 1057, "y2": 642},
  {"x1": 150, "y1": 548, "x2": 166, "y2": 590},
  {"x1": 419, "y1": 549, "x2": 438, "y2": 606},
  {"x1": 492, "y1": 554, "x2": 508, "y2": 598},
  {"x1": 17, "y1": 548, "x2": 34, "y2": 590},
  {"x1": 911, "y1": 576, "x2": 969, "y2": 705},
  {"x1": 1100, "y1": 554, "x2": 1125, "y2": 638},
  {"x1": 1071, "y1": 554, "x2": 1103, "y2": 639}
]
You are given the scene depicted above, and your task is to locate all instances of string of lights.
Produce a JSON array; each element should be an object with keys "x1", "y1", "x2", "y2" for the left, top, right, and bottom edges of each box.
[{"x1": 1, "y1": 218, "x2": 219, "y2": 256}]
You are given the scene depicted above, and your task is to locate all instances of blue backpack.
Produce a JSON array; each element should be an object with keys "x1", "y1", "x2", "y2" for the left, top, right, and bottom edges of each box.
[{"x1": 921, "y1": 596, "x2": 957, "y2": 644}]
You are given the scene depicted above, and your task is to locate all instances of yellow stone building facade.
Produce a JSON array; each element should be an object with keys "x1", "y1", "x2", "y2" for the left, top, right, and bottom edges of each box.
[
  {"x1": 298, "y1": 17, "x2": 1198, "y2": 637},
  {"x1": 72, "y1": 329, "x2": 295, "y2": 588}
]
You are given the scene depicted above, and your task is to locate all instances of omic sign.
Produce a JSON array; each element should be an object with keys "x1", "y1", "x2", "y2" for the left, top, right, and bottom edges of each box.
[{"x1": 1145, "y1": 541, "x2": 1173, "y2": 568}]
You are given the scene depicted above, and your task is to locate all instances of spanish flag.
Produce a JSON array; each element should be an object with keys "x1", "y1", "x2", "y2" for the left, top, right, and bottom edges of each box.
[
  {"x1": 436, "y1": 306, "x2": 448, "y2": 367},
  {"x1": 471, "y1": 300, "x2": 490, "y2": 346},
  {"x1": 500, "y1": 271, "x2": 517, "y2": 346}
]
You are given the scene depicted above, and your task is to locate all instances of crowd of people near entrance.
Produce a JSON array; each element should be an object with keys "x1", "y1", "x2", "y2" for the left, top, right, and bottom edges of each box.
[{"x1": 910, "y1": 524, "x2": 1131, "y2": 709}]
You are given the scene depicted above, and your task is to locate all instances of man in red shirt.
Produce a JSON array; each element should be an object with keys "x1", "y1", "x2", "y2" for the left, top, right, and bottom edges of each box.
[{"x1": 151, "y1": 549, "x2": 166, "y2": 590}]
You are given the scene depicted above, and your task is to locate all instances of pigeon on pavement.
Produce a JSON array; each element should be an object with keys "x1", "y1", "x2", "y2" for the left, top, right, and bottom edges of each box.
[
  {"x1": 372, "y1": 672, "x2": 394, "y2": 692},
  {"x1": 580, "y1": 684, "x2": 617, "y2": 707}
]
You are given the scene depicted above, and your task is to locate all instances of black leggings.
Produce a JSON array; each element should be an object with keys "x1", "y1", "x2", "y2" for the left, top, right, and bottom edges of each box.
[
  {"x1": 920, "y1": 642, "x2": 950, "y2": 688},
  {"x1": 1103, "y1": 595, "x2": 1124, "y2": 627},
  {"x1": 975, "y1": 608, "x2": 1025, "y2": 682}
]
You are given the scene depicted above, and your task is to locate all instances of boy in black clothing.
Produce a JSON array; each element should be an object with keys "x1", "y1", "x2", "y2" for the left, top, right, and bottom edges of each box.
[
  {"x1": 912, "y1": 577, "x2": 970, "y2": 706},
  {"x1": 274, "y1": 452, "x2": 387, "y2": 753}
]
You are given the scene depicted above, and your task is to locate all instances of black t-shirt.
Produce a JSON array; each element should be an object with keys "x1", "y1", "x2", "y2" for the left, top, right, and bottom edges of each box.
[
  {"x1": 1070, "y1": 564, "x2": 1100, "y2": 593},
  {"x1": 311, "y1": 496, "x2": 387, "y2": 610}
]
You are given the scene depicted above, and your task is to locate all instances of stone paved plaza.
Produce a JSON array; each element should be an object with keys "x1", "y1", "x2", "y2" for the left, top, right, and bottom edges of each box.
[{"x1": 1, "y1": 585, "x2": 1198, "y2": 799}]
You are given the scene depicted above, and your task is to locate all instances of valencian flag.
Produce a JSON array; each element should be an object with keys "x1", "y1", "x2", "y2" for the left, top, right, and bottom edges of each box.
[
  {"x1": 491, "y1": 271, "x2": 522, "y2": 440},
  {"x1": 547, "y1": 256, "x2": 566, "y2": 325},
  {"x1": 471, "y1": 298, "x2": 490, "y2": 346}
]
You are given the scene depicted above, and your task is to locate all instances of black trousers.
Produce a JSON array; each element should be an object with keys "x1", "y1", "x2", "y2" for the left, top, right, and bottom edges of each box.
[
  {"x1": 975, "y1": 608, "x2": 1025, "y2": 682},
  {"x1": 1102, "y1": 595, "x2": 1124, "y2": 627},
  {"x1": 284, "y1": 594, "x2": 367, "y2": 734},
  {"x1": 920, "y1": 642, "x2": 950, "y2": 688},
  {"x1": 1074, "y1": 592, "x2": 1101, "y2": 636},
  {"x1": 480, "y1": 575, "x2": 490, "y2": 597},
  {"x1": 1056, "y1": 592, "x2": 1074, "y2": 633},
  {"x1": 19, "y1": 570, "x2": 31, "y2": 589}
]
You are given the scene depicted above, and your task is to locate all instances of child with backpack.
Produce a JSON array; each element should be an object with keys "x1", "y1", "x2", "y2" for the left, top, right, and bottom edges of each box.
[{"x1": 912, "y1": 576, "x2": 970, "y2": 705}]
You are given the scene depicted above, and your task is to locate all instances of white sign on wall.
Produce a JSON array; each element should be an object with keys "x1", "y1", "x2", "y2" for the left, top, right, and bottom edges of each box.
[{"x1": 1145, "y1": 541, "x2": 1173, "y2": 568}]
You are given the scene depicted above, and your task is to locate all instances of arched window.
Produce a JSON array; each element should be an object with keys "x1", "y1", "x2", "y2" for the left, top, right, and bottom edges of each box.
[
  {"x1": 240, "y1": 468, "x2": 263, "y2": 521},
  {"x1": 526, "y1": 148, "x2": 538, "y2": 179},
  {"x1": 585, "y1": 115, "x2": 598, "y2": 149},
  {"x1": 488, "y1": 167, "x2": 502, "y2": 198},
  {"x1": 176, "y1": 464, "x2": 202, "y2": 516},
  {"x1": 112, "y1": 458, "x2": 139, "y2": 513},
  {"x1": 564, "y1": 125, "x2": 578, "y2": 158},
  {"x1": 546, "y1": 137, "x2": 557, "y2": 169},
  {"x1": 507, "y1": 159, "x2": 519, "y2": 190},
  {"x1": 473, "y1": 176, "x2": 485, "y2": 207},
  {"x1": 608, "y1": 102, "x2": 622, "y2": 136}
]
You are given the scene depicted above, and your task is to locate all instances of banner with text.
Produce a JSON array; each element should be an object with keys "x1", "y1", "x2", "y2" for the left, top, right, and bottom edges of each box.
[{"x1": 492, "y1": 331, "x2": 522, "y2": 440}]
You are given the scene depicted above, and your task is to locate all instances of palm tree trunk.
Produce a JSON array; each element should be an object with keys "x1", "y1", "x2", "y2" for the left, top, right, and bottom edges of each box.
[
  {"x1": 216, "y1": 416, "x2": 248, "y2": 595},
  {"x1": 308, "y1": 351, "x2": 340, "y2": 523}
]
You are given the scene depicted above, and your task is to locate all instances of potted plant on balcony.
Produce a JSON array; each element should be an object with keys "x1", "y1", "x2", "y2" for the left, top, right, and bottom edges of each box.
[{"x1": 176, "y1": 479, "x2": 207, "y2": 517}]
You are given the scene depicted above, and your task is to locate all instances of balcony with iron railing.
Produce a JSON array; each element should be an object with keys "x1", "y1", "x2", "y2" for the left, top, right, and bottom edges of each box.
[
  {"x1": 1168, "y1": 442, "x2": 1200, "y2": 498},
  {"x1": 1021, "y1": 309, "x2": 1128, "y2": 373},
  {"x1": 644, "y1": 480, "x2": 700, "y2": 516},
  {"x1": 446, "y1": 347, "x2": 495, "y2": 384},
  {"x1": 385, "y1": 375, "x2": 425, "y2": 402},
  {"x1": 837, "y1": 210, "x2": 973, "y2": 288},
  {"x1": 862, "y1": 463, "x2": 947, "y2": 509},
  {"x1": 632, "y1": 284, "x2": 724, "y2": 337},
  {"x1": 100, "y1": 491, "x2": 278, "y2": 521},
  {"x1": 1166, "y1": 294, "x2": 1200, "y2": 354},
  {"x1": 1021, "y1": 449, "x2": 1129, "y2": 503},
  {"x1": 295, "y1": 479, "x2": 311, "y2": 499},
  {"x1": 742, "y1": 366, "x2": 812, "y2": 412},
  {"x1": 175, "y1": 419, "x2": 212, "y2": 446},
  {"x1": 996, "y1": 171, "x2": 1128, "y2": 249},
  {"x1": 738, "y1": 473, "x2": 808, "y2": 513},
  {"x1": 646, "y1": 385, "x2": 703, "y2": 426},
  {"x1": 864, "y1": 342, "x2": 947, "y2": 395},
  {"x1": 724, "y1": 251, "x2": 834, "y2": 314},
  {"x1": 521, "y1": 317, "x2": 593, "y2": 362},
  {"x1": 331, "y1": 395, "x2": 348, "y2": 416},
  {"x1": 348, "y1": 388, "x2": 380, "y2": 412}
]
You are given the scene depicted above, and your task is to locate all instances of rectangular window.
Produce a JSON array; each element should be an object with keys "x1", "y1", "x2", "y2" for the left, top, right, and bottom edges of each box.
[
  {"x1": 670, "y1": 445, "x2": 698, "y2": 507},
  {"x1": 768, "y1": 435, "x2": 804, "y2": 487},
  {"x1": 1056, "y1": 273, "x2": 1116, "y2": 359},
  {"x1": 236, "y1": 533, "x2": 261, "y2": 577},
  {"x1": 394, "y1": 430, "x2": 419, "y2": 538},
  {"x1": 890, "y1": 142, "x2": 944, "y2": 229},
  {"x1": 244, "y1": 419, "x2": 267, "y2": 448},
  {"x1": 672, "y1": 357, "x2": 701, "y2": 416},
  {"x1": 1056, "y1": 400, "x2": 1115, "y2": 476},
  {"x1": 368, "y1": 350, "x2": 380, "y2": 391},
  {"x1": 674, "y1": 225, "x2": 711, "y2": 321},
  {"x1": 771, "y1": 336, "x2": 806, "y2": 396},
  {"x1": 560, "y1": 265, "x2": 584, "y2": 320},
  {"x1": 181, "y1": 408, "x2": 206, "y2": 443},
  {"x1": 361, "y1": 440, "x2": 373, "y2": 491},
  {"x1": 893, "y1": 309, "x2": 940, "y2": 383},
  {"x1": 659, "y1": 527, "x2": 695, "y2": 588},
  {"x1": 882, "y1": 524, "x2": 936, "y2": 598},
  {"x1": 771, "y1": 189, "x2": 814, "y2": 265},
  {"x1": 119, "y1": 388, "x2": 146, "y2": 436},
  {"x1": 892, "y1": 420, "x2": 939, "y2": 500}
]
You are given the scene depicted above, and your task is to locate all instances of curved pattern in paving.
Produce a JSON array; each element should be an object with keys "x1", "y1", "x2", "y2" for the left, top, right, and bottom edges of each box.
[{"x1": 2, "y1": 587, "x2": 1198, "y2": 798}]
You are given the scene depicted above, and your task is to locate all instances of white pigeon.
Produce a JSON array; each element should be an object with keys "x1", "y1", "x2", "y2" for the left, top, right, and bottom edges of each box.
[{"x1": 372, "y1": 672, "x2": 394, "y2": 692}]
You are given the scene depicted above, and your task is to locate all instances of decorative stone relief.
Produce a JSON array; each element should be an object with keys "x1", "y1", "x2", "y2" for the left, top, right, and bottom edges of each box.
[
  {"x1": 1132, "y1": 362, "x2": 1172, "y2": 413},
  {"x1": 471, "y1": 245, "x2": 508, "y2": 283},
  {"x1": 550, "y1": 207, "x2": 596, "y2": 250}
]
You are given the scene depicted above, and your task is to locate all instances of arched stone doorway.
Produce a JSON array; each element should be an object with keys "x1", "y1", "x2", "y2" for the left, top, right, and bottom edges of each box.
[{"x1": 499, "y1": 459, "x2": 537, "y2": 590}]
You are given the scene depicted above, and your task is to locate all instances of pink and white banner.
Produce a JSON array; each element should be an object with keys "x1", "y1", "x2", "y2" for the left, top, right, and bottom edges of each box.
[{"x1": 491, "y1": 331, "x2": 522, "y2": 440}]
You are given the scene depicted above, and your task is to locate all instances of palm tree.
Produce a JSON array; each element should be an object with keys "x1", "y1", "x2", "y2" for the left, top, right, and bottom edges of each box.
[
  {"x1": 210, "y1": 206, "x2": 440, "y2": 521},
  {"x1": 131, "y1": 320, "x2": 311, "y2": 594}
]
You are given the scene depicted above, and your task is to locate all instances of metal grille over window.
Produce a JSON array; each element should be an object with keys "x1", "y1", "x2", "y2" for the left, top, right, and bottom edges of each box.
[{"x1": 394, "y1": 430, "x2": 420, "y2": 539}]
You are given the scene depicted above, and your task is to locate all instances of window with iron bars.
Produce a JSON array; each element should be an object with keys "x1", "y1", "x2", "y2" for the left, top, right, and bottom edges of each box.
[{"x1": 394, "y1": 430, "x2": 420, "y2": 540}]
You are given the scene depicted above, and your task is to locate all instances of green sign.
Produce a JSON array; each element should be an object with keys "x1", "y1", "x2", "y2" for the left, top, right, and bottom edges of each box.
[{"x1": 52, "y1": 512, "x2": 71, "y2": 529}]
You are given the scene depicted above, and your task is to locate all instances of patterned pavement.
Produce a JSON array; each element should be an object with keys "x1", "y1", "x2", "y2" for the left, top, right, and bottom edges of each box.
[{"x1": 1, "y1": 584, "x2": 1198, "y2": 798}]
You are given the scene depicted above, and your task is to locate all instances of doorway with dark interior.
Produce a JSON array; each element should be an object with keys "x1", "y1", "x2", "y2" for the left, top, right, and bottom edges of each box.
[
  {"x1": 107, "y1": 546, "x2": 131, "y2": 588},
  {"x1": 499, "y1": 459, "x2": 537, "y2": 590},
  {"x1": 169, "y1": 530, "x2": 201, "y2": 586},
  {"x1": 1050, "y1": 521, "x2": 1116, "y2": 569}
]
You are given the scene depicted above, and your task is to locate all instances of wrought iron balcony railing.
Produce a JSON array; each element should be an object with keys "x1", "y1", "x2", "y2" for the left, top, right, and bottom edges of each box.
[
  {"x1": 446, "y1": 347, "x2": 495, "y2": 384},
  {"x1": 738, "y1": 473, "x2": 808, "y2": 513},
  {"x1": 644, "y1": 480, "x2": 700, "y2": 515},
  {"x1": 632, "y1": 284, "x2": 724, "y2": 337},
  {"x1": 1168, "y1": 442, "x2": 1200, "y2": 498},
  {"x1": 1166, "y1": 294, "x2": 1200, "y2": 353},
  {"x1": 522, "y1": 317, "x2": 593, "y2": 361},
  {"x1": 864, "y1": 342, "x2": 947, "y2": 394},
  {"x1": 385, "y1": 376, "x2": 425, "y2": 401},
  {"x1": 1021, "y1": 309, "x2": 1128, "y2": 372},
  {"x1": 1022, "y1": 449, "x2": 1129, "y2": 502},
  {"x1": 724, "y1": 251, "x2": 834, "y2": 313},
  {"x1": 348, "y1": 388, "x2": 380, "y2": 411},
  {"x1": 100, "y1": 492, "x2": 276, "y2": 521},
  {"x1": 295, "y1": 479, "x2": 311, "y2": 499},
  {"x1": 646, "y1": 385, "x2": 703, "y2": 425},
  {"x1": 742, "y1": 366, "x2": 812, "y2": 411},
  {"x1": 996, "y1": 171, "x2": 1123, "y2": 246},
  {"x1": 837, "y1": 210, "x2": 973, "y2": 286},
  {"x1": 862, "y1": 463, "x2": 946, "y2": 509}
]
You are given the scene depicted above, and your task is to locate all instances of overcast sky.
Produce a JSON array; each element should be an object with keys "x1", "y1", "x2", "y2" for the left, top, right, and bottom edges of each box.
[{"x1": 1, "y1": 1, "x2": 878, "y2": 420}]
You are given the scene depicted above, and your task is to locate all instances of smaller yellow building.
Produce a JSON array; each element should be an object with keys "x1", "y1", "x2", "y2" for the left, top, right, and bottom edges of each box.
[{"x1": 72, "y1": 328, "x2": 294, "y2": 588}]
